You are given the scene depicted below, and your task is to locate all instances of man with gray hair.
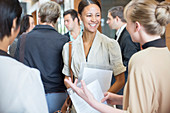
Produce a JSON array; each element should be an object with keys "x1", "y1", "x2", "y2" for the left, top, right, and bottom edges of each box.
[
  {"x1": 23, "y1": 1, "x2": 69, "y2": 113},
  {"x1": 106, "y1": 6, "x2": 140, "y2": 109}
]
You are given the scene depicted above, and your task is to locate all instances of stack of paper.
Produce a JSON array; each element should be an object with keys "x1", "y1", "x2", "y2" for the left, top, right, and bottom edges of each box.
[{"x1": 67, "y1": 63, "x2": 113, "y2": 113}]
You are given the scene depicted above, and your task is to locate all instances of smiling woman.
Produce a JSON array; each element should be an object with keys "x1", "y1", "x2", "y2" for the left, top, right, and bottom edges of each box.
[
  {"x1": 80, "y1": 4, "x2": 101, "y2": 34},
  {"x1": 62, "y1": 0, "x2": 126, "y2": 112}
]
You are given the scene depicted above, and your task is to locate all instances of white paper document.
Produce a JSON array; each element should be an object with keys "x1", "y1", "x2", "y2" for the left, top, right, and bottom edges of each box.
[
  {"x1": 68, "y1": 63, "x2": 113, "y2": 113},
  {"x1": 68, "y1": 80, "x2": 104, "y2": 113},
  {"x1": 79, "y1": 63, "x2": 113, "y2": 93}
]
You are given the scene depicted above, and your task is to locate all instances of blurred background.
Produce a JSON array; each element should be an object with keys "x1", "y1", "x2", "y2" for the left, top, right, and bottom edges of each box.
[{"x1": 19, "y1": 0, "x2": 170, "y2": 49}]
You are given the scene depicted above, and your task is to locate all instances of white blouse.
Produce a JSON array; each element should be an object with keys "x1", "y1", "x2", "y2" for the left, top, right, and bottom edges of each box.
[{"x1": 62, "y1": 31, "x2": 126, "y2": 78}]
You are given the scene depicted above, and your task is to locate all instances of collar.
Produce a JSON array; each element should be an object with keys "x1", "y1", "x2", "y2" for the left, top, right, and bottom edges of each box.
[
  {"x1": 0, "y1": 49, "x2": 12, "y2": 57},
  {"x1": 142, "y1": 38, "x2": 166, "y2": 49},
  {"x1": 116, "y1": 24, "x2": 127, "y2": 41},
  {"x1": 69, "y1": 28, "x2": 83, "y2": 41},
  {"x1": 77, "y1": 30, "x2": 101, "y2": 62},
  {"x1": 33, "y1": 25, "x2": 56, "y2": 31}
]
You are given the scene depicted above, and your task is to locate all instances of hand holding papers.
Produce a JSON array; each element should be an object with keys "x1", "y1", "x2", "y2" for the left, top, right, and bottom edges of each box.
[
  {"x1": 66, "y1": 63, "x2": 113, "y2": 113},
  {"x1": 67, "y1": 79, "x2": 103, "y2": 113}
]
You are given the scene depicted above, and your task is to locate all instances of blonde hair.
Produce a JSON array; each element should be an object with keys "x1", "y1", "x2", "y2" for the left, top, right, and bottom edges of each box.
[
  {"x1": 39, "y1": 1, "x2": 61, "y2": 25},
  {"x1": 124, "y1": 0, "x2": 170, "y2": 36}
]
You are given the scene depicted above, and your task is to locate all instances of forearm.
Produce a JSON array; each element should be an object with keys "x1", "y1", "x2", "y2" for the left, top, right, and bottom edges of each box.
[
  {"x1": 112, "y1": 94, "x2": 124, "y2": 105},
  {"x1": 91, "y1": 100, "x2": 124, "y2": 113},
  {"x1": 108, "y1": 81, "x2": 124, "y2": 93},
  {"x1": 64, "y1": 76, "x2": 71, "y2": 88},
  {"x1": 108, "y1": 72, "x2": 125, "y2": 93}
]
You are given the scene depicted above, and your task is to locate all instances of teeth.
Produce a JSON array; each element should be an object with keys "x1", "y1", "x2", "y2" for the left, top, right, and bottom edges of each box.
[{"x1": 90, "y1": 24, "x2": 96, "y2": 27}]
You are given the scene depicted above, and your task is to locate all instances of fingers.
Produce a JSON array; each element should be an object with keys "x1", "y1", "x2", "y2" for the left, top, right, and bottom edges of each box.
[
  {"x1": 65, "y1": 79, "x2": 81, "y2": 94},
  {"x1": 74, "y1": 79, "x2": 78, "y2": 85},
  {"x1": 81, "y1": 80, "x2": 86, "y2": 89},
  {"x1": 104, "y1": 92, "x2": 109, "y2": 97},
  {"x1": 68, "y1": 77, "x2": 71, "y2": 81},
  {"x1": 81, "y1": 80, "x2": 89, "y2": 95},
  {"x1": 64, "y1": 78, "x2": 72, "y2": 84},
  {"x1": 101, "y1": 92, "x2": 109, "y2": 103},
  {"x1": 101, "y1": 96, "x2": 107, "y2": 103},
  {"x1": 65, "y1": 78, "x2": 78, "y2": 86},
  {"x1": 81, "y1": 80, "x2": 91, "y2": 96},
  {"x1": 65, "y1": 78, "x2": 75, "y2": 89},
  {"x1": 80, "y1": 80, "x2": 95, "y2": 104}
]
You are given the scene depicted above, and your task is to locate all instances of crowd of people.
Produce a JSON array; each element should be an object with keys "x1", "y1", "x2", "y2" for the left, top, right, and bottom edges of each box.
[{"x1": 0, "y1": 0, "x2": 170, "y2": 113}]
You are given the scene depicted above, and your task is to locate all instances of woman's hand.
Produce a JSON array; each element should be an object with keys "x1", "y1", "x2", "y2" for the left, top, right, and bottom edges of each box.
[
  {"x1": 64, "y1": 78, "x2": 97, "y2": 106},
  {"x1": 65, "y1": 78, "x2": 124, "y2": 113},
  {"x1": 101, "y1": 92, "x2": 123, "y2": 105}
]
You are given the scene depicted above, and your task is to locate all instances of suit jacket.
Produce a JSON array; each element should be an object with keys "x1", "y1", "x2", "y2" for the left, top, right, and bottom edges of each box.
[
  {"x1": 118, "y1": 28, "x2": 140, "y2": 67},
  {"x1": 64, "y1": 32, "x2": 70, "y2": 41}
]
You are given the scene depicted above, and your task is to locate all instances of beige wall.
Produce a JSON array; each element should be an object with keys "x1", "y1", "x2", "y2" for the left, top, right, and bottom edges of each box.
[
  {"x1": 166, "y1": 24, "x2": 170, "y2": 50},
  {"x1": 166, "y1": 0, "x2": 170, "y2": 50},
  {"x1": 74, "y1": 0, "x2": 80, "y2": 11}
]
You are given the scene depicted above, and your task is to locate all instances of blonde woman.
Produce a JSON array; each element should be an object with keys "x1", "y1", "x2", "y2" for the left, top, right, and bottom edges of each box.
[{"x1": 65, "y1": 0, "x2": 170, "y2": 113}]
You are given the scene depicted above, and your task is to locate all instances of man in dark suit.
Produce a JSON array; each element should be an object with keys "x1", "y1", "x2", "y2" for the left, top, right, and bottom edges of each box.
[{"x1": 106, "y1": 6, "x2": 141, "y2": 109}]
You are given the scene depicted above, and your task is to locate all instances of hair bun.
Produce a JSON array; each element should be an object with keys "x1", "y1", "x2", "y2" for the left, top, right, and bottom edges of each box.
[{"x1": 155, "y1": 1, "x2": 170, "y2": 26}]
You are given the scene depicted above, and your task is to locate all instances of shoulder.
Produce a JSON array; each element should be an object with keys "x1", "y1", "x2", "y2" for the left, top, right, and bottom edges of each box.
[
  {"x1": 62, "y1": 37, "x2": 81, "y2": 55},
  {"x1": 0, "y1": 57, "x2": 41, "y2": 88},
  {"x1": 28, "y1": 26, "x2": 69, "y2": 43},
  {"x1": 120, "y1": 28, "x2": 131, "y2": 41},
  {"x1": 103, "y1": 36, "x2": 119, "y2": 50},
  {"x1": 0, "y1": 56, "x2": 40, "y2": 76},
  {"x1": 56, "y1": 32, "x2": 69, "y2": 42},
  {"x1": 129, "y1": 49, "x2": 149, "y2": 68},
  {"x1": 45, "y1": 29, "x2": 69, "y2": 42},
  {"x1": 9, "y1": 38, "x2": 18, "y2": 49},
  {"x1": 96, "y1": 31, "x2": 120, "y2": 51},
  {"x1": 64, "y1": 32, "x2": 70, "y2": 37},
  {"x1": 97, "y1": 31, "x2": 118, "y2": 45},
  {"x1": 63, "y1": 42, "x2": 69, "y2": 50}
]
